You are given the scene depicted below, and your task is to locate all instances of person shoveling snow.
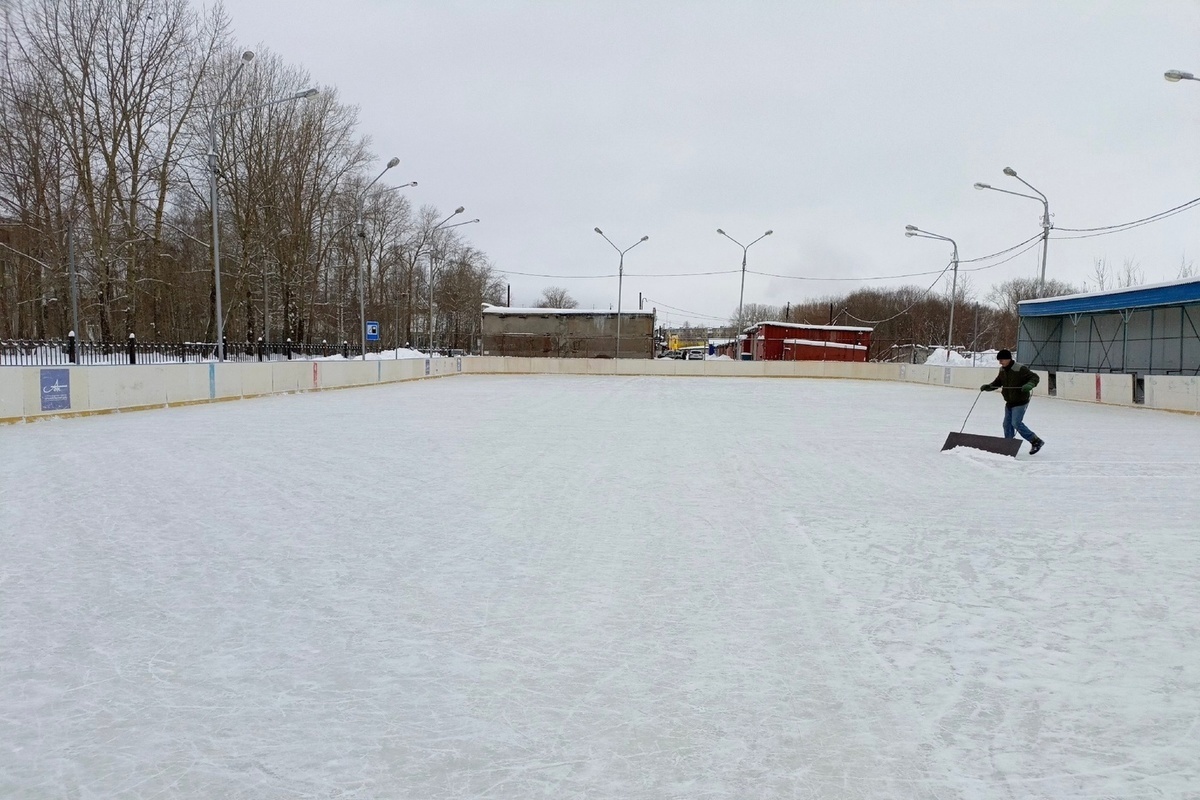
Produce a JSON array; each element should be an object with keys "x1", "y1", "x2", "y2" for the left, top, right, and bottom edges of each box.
[{"x1": 980, "y1": 348, "x2": 1045, "y2": 455}]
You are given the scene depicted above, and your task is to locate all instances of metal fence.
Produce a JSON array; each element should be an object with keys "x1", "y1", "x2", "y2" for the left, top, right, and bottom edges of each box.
[{"x1": 0, "y1": 336, "x2": 357, "y2": 366}]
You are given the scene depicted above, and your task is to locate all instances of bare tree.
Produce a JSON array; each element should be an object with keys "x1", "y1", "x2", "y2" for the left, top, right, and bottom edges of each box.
[
  {"x1": 1117, "y1": 257, "x2": 1144, "y2": 288},
  {"x1": 986, "y1": 277, "x2": 1079, "y2": 316},
  {"x1": 535, "y1": 286, "x2": 577, "y2": 308},
  {"x1": 1, "y1": 0, "x2": 227, "y2": 340},
  {"x1": 732, "y1": 303, "x2": 783, "y2": 326},
  {"x1": 0, "y1": 0, "x2": 505, "y2": 351},
  {"x1": 1090, "y1": 257, "x2": 1111, "y2": 292},
  {"x1": 1179, "y1": 255, "x2": 1195, "y2": 280}
]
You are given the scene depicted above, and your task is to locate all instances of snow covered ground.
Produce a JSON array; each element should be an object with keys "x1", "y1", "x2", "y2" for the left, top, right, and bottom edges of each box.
[{"x1": 2, "y1": 375, "x2": 1199, "y2": 798}]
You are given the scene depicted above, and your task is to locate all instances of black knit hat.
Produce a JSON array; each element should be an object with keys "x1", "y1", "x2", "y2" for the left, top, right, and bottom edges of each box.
[{"x1": 997, "y1": 349, "x2": 1013, "y2": 361}]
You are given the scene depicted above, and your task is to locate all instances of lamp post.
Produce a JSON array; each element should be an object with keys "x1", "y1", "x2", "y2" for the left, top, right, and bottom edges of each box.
[
  {"x1": 427, "y1": 208, "x2": 473, "y2": 352},
  {"x1": 354, "y1": 156, "x2": 400, "y2": 358},
  {"x1": 1165, "y1": 69, "x2": 1200, "y2": 83},
  {"x1": 905, "y1": 225, "x2": 960, "y2": 354},
  {"x1": 716, "y1": 228, "x2": 773, "y2": 334},
  {"x1": 376, "y1": 181, "x2": 418, "y2": 348},
  {"x1": 974, "y1": 166, "x2": 1050, "y2": 290},
  {"x1": 209, "y1": 49, "x2": 317, "y2": 359},
  {"x1": 381, "y1": 179, "x2": 420, "y2": 345},
  {"x1": 67, "y1": 219, "x2": 79, "y2": 339},
  {"x1": 593, "y1": 228, "x2": 649, "y2": 359}
]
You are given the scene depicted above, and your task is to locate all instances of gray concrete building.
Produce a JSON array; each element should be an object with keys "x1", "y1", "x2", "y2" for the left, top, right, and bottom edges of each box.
[{"x1": 481, "y1": 305, "x2": 656, "y2": 358}]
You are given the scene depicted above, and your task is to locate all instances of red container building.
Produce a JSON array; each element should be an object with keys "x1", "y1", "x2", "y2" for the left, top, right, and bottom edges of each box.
[{"x1": 730, "y1": 321, "x2": 872, "y2": 362}]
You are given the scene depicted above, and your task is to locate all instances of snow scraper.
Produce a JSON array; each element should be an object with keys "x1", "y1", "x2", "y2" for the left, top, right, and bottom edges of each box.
[{"x1": 941, "y1": 389, "x2": 1022, "y2": 457}]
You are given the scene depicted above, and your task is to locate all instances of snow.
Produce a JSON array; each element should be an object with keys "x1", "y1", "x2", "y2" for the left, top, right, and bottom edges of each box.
[
  {"x1": 781, "y1": 338, "x2": 868, "y2": 350},
  {"x1": 924, "y1": 347, "x2": 1001, "y2": 367},
  {"x1": 315, "y1": 346, "x2": 431, "y2": 361},
  {"x1": 0, "y1": 345, "x2": 435, "y2": 367},
  {"x1": 1019, "y1": 274, "x2": 1200, "y2": 306},
  {"x1": 747, "y1": 321, "x2": 873, "y2": 333},
  {"x1": 482, "y1": 304, "x2": 653, "y2": 317},
  {"x1": 3, "y1": 376, "x2": 1200, "y2": 798}
]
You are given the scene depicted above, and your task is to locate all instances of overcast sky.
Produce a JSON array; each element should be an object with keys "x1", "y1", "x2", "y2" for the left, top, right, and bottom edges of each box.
[{"x1": 215, "y1": 0, "x2": 1200, "y2": 326}]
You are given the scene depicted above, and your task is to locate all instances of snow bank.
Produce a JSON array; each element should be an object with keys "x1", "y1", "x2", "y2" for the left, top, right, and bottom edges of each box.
[
  {"x1": 923, "y1": 346, "x2": 1000, "y2": 367},
  {"x1": 315, "y1": 347, "x2": 431, "y2": 361}
]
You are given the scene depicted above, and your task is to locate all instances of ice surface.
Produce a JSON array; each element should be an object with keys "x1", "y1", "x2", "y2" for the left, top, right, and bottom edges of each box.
[{"x1": 2, "y1": 376, "x2": 1199, "y2": 798}]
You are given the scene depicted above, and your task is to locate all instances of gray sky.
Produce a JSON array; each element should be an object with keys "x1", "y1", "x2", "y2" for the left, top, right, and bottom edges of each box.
[{"x1": 215, "y1": 0, "x2": 1200, "y2": 326}]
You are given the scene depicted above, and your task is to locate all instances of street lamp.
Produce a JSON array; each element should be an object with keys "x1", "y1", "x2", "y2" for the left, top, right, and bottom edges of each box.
[
  {"x1": 905, "y1": 224, "x2": 960, "y2": 354},
  {"x1": 1165, "y1": 69, "x2": 1199, "y2": 83},
  {"x1": 427, "y1": 207, "x2": 470, "y2": 352},
  {"x1": 594, "y1": 228, "x2": 649, "y2": 359},
  {"x1": 371, "y1": 179, "x2": 418, "y2": 346},
  {"x1": 716, "y1": 228, "x2": 773, "y2": 334},
  {"x1": 209, "y1": 49, "x2": 317, "y2": 359},
  {"x1": 974, "y1": 167, "x2": 1051, "y2": 290},
  {"x1": 355, "y1": 156, "x2": 400, "y2": 358}
]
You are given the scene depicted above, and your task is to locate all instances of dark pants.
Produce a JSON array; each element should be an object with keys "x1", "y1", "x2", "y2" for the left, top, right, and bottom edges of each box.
[{"x1": 1003, "y1": 403, "x2": 1038, "y2": 442}]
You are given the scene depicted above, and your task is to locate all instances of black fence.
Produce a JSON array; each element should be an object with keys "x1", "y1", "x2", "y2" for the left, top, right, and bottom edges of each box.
[{"x1": 0, "y1": 336, "x2": 357, "y2": 366}]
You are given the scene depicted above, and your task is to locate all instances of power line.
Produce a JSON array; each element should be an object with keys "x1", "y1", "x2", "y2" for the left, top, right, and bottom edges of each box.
[
  {"x1": 958, "y1": 232, "x2": 1043, "y2": 263},
  {"x1": 1054, "y1": 195, "x2": 1200, "y2": 233},
  {"x1": 745, "y1": 232, "x2": 1042, "y2": 283},
  {"x1": 641, "y1": 297, "x2": 729, "y2": 323},
  {"x1": 494, "y1": 196, "x2": 1194, "y2": 287},
  {"x1": 839, "y1": 259, "x2": 955, "y2": 325},
  {"x1": 629, "y1": 269, "x2": 740, "y2": 277},
  {"x1": 748, "y1": 267, "x2": 948, "y2": 281},
  {"x1": 494, "y1": 269, "x2": 616, "y2": 279},
  {"x1": 961, "y1": 237, "x2": 1045, "y2": 272},
  {"x1": 493, "y1": 267, "x2": 739, "y2": 280},
  {"x1": 838, "y1": 239, "x2": 1041, "y2": 327},
  {"x1": 1050, "y1": 199, "x2": 1200, "y2": 240}
]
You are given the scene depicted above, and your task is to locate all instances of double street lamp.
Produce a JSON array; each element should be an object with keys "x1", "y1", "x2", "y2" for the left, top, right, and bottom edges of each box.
[
  {"x1": 371, "y1": 180, "x2": 419, "y2": 348},
  {"x1": 716, "y1": 228, "x2": 773, "y2": 333},
  {"x1": 427, "y1": 208, "x2": 477, "y2": 352},
  {"x1": 594, "y1": 228, "x2": 649, "y2": 359},
  {"x1": 905, "y1": 225, "x2": 960, "y2": 354},
  {"x1": 209, "y1": 50, "x2": 317, "y2": 359},
  {"x1": 974, "y1": 166, "x2": 1050, "y2": 289},
  {"x1": 355, "y1": 157, "x2": 400, "y2": 358}
]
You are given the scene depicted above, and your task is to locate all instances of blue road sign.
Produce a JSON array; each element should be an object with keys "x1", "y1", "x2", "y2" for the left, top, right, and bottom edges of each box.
[
  {"x1": 40, "y1": 368, "x2": 71, "y2": 412},
  {"x1": 365, "y1": 321, "x2": 380, "y2": 341}
]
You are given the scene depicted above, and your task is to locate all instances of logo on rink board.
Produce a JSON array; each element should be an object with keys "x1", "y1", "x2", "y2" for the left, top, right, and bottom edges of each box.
[{"x1": 40, "y1": 369, "x2": 70, "y2": 411}]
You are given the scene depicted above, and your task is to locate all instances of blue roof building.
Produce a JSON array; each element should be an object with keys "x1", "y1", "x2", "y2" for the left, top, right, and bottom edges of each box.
[{"x1": 1017, "y1": 277, "x2": 1200, "y2": 377}]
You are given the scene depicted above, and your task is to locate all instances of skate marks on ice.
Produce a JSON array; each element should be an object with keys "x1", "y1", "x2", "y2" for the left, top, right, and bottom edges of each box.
[{"x1": 4, "y1": 376, "x2": 1200, "y2": 797}]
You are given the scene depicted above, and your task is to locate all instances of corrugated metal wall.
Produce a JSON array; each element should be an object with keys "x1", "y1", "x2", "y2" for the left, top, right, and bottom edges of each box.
[{"x1": 1019, "y1": 303, "x2": 1200, "y2": 375}]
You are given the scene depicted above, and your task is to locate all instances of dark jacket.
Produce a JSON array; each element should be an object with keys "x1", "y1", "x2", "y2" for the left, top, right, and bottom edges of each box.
[{"x1": 988, "y1": 362, "x2": 1039, "y2": 408}]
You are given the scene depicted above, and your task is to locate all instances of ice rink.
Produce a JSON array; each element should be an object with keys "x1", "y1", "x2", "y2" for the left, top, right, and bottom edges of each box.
[{"x1": 3, "y1": 375, "x2": 1199, "y2": 798}]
